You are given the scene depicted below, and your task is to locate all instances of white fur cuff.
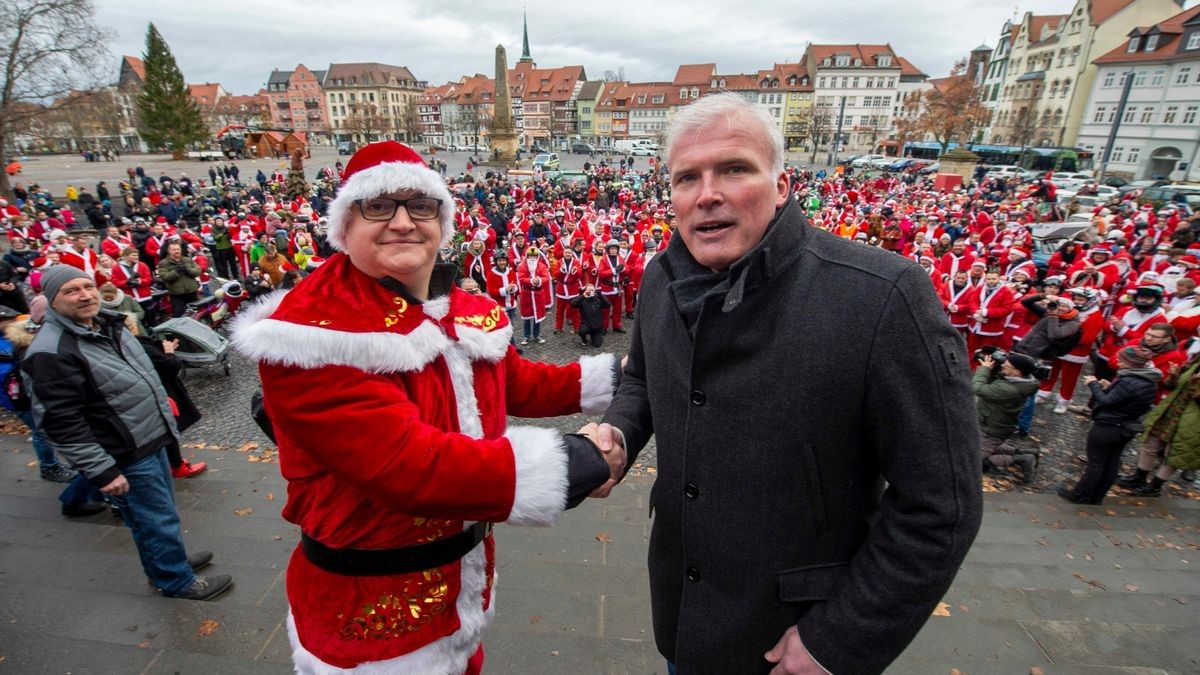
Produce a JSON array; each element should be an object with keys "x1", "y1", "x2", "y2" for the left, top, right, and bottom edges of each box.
[
  {"x1": 503, "y1": 426, "x2": 568, "y2": 526},
  {"x1": 579, "y1": 352, "x2": 617, "y2": 415}
]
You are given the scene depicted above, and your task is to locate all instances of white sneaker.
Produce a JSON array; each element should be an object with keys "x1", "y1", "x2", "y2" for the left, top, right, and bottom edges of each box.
[
  {"x1": 520, "y1": 338, "x2": 529, "y2": 345},
  {"x1": 1053, "y1": 401, "x2": 1068, "y2": 414},
  {"x1": 1036, "y1": 390, "x2": 1052, "y2": 400}
]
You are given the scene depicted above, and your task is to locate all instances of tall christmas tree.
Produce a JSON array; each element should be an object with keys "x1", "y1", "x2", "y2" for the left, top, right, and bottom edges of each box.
[{"x1": 136, "y1": 23, "x2": 206, "y2": 159}]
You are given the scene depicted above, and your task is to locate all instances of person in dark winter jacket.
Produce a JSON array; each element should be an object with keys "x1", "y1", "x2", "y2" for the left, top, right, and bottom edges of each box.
[
  {"x1": 570, "y1": 284, "x2": 610, "y2": 347},
  {"x1": 1059, "y1": 345, "x2": 1161, "y2": 504},
  {"x1": 1012, "y1": 295, "x2": 1082, "y2": 435},
  {"x1": 973, "y1": 351, "x2": 1041, "y2": 481}
]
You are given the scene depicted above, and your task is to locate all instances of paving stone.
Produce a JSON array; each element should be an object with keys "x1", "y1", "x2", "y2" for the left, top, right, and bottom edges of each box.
[
  {"x1": 0, "y1": 625, "x2": 157, "y2": 675},
  {"x1": 1023, "y1": 619, "x2": 1199, "y2": 671}
]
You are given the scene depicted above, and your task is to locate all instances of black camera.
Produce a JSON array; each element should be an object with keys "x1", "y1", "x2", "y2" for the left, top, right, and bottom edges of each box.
[
  {"x1": 974, "y1": 346, "x2": 1052, "y2": 381},
  {"x1": 1046, "y1": 299, "x2": 1059, "y2": 310},
  {"x1": 974, "y1": 345, "x2": 1007, "y2": 365}
]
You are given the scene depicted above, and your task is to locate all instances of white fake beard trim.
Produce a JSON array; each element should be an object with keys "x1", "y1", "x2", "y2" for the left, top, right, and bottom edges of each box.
[{"x1": 286, "y1": 542, "x2": 494, "y2": 674}]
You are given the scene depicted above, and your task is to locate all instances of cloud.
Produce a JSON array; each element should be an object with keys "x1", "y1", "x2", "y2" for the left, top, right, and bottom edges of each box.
[{"x1": 94, "y1": 0, "x2": 1116, "y2": 93}]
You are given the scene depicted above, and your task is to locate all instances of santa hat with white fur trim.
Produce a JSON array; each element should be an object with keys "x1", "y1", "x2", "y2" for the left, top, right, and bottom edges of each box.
[{"x1": 325, "y1": 141, "x2": 455, "y2": 250}]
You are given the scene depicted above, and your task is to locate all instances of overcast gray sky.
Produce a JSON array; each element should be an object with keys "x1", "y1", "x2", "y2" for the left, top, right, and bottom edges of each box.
[{"x1": 94, "y1": 0, "x2": 1199, "y2": 94}]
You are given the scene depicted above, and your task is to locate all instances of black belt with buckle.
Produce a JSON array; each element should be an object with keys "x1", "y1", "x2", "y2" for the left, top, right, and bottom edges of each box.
[{"x1": 300, "y1": 522, "x2": 493, "y2": 576}]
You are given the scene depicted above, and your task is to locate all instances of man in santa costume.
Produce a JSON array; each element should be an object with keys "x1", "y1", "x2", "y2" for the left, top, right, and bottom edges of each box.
[
  {"x1": 553, "y1": 247, "x2": 583, "y2": 334},
  {"x1": 231, "y1": 141, "x2": 620, "y2": 675},
  {"x1": 485, "y1": 252, "x2": 519, "y2": 341},
  {"x1": 59, "y1": 233, "x2": 99, "y2": 280},
  {"x1": 966, "y1": 269, "x2": 1019, "y2": 356},
  {"x1": 1093, "y1": 283, "x2": 1168, "y2": 382},
  {"x1": 939, "y1": 269, "x2": 975, "y2": 339},
  {"x1": 937, "y1": 238, "x2": 975, "y2": 280},
  {"x1": 596, "y1": 240, "x2": 629, "y2": 332}
]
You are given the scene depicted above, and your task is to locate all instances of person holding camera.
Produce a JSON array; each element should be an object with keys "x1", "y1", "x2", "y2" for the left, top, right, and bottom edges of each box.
[
  {"x1": 1058, "y1": 346, "x2": 1161, "y2": 504},
  {"x1": 974, "y1": 350, "x2": 1041, "y2": 481},
  {"x1": 1011, "y1": 292, "x2": 1084, "y2": 429}
]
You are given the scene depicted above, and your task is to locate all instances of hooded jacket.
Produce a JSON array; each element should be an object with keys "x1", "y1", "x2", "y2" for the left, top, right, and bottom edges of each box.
[{"x1": 22, "y1": 308, "x2": 177, "y2": 487}]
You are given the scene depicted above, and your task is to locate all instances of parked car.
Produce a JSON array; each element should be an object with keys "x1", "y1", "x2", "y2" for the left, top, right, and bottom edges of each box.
[
  {"x1": 1031, "y1": 223, "x2": 1092, "y2": 272},
  {"x1": 851, "y1": 154, "x2": 887, "y2": 168},
  {"x1": 1049, "y1": 172, "x2": 1092, "y2": 190},
  {"x1": 919, "y1": 161, "x2": 941, "y2": 175},
  {"x1": 533, "y1": 152, "x2": 560, "y2": 170},
  {"x1": 1139, "y1": 186, "x2": 1200, "y2": 212},
  {"x1": 337, "y1": 141, "x2": 358, "y2": 156},
  {"x1": 984, "y1": 165, "x2": 1023, "y2": 180},
  {"x1": 1118, "y1": 179, "x2": 1170, "y2": 194},
  {"x1": 571, "y1": 143, "x2": 595, "y2": 155},
  {"x1": 884, "y1": 159, "x2": 914, "y2": 172},
  {"x1": 529, "y1": 144, "x2": 548, "y2": 154}
]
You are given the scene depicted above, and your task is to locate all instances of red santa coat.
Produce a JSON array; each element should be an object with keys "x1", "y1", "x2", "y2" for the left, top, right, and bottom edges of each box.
[
  {"x1": 595, "y1": 254, "x2": 628, "y2": 296},
  {"x1": 1098, "y1": 305, "x2": 1167, "y2": 358},
  {"x1": 101, "y1": 234, "x2": 133, "y2": 259},
  {"x1": 554, "y1": 256, "x2": 584, "y2": 299},
  {"x1": 59, "y1": 248, "x2": 98, "y2": 279},
  {"x1": 1004, "y1": 289, "x2": 1041, "y2": 344},
  {"x1": 967, "y1": 283, "x2": 1018, "y2": 336},
  {"x1": 516, "y1": 258, "x2": 551, "y2": 321},
  {"x1": 486, "y1": 264, "x2": 519, "y2": 310},
  {"x1": 1061, "y1": 309, "x2": 1105, "y2": 364},
  {"x1": 231, "y1": 253, "x2": 615, "y2": 673},
  {"x1": 938, "y1": 250, "x2": 975, "y2": 279},
  {"x1": 1167, "y1": 298, "x2": 1200, "y2": 344},
  {"x1": 110, "y1": 259, "x2": 154, "y2": 301},
  {"x1": 938, "y1": 279, "x2": 975, "y2": 329}
]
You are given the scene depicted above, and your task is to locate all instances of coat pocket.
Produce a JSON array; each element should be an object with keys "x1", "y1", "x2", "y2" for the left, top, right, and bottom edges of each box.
[
  {"x1": 799, "y1": 444, "x2": 829, "y2": 534},
  {"x1": 778, "y1": 561, "x2": 851, "y2": 603}
]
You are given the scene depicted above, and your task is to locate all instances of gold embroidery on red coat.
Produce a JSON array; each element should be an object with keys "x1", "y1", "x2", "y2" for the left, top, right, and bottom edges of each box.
[
  {"x1": 411, "y1": 517, "x2": 457, "y2": 543},
  {"x1": 454, "y1": 305, "x2": 502, "y2": 331},
  {"x1": 336, "y1": 570, "x2": 450, "y2": 640},
  {"x1": 384, "y1": 297, "x2": 409, "y2": 328}
]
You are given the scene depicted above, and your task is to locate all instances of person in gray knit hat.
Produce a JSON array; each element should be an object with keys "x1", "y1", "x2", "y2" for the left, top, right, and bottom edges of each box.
[{"x1": 22, "y1": 266, "x2": 233, "y2": 600}]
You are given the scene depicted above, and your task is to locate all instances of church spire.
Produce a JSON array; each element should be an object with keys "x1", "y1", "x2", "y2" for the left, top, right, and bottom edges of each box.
[{"x1": 520, "y1": 8, "x2": 533, "y2": 64}]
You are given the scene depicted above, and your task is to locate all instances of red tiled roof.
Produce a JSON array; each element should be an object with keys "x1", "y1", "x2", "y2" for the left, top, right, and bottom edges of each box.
[
  {"x1": 673, "y1": 64, "x2": 717, "y2": 85},
  {"x1": 896, "y1": 56, "x2": 926, "y2": 77},
  {"x1": 123, "y1": 55, "x2": 145, "y2": 81},
  {"x1": 188, "y1": 83, "x2": 222, "y2": 108},
  {"x1": 1094, "y1": 4, "x2": 1200, "y2": 64},
  {"x1": 809, "y1": 44, "x2": 901, "y2": 69},
  {"x1": 1090, "y1": 0, "x2": 1137, "y2": 26},
  {"x1": 1025, "y1": 15, "x2": 1068, "y2": 44}
]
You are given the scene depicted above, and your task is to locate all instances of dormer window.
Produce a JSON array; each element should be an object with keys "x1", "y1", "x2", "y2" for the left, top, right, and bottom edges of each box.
[
  {"x1": 718, "y1": 79, "x2": 725, "y2": 87},
  {"x1": 854, "y1": 59, "x2": 862, "y2": 67},
  {"x1": 801, "y1": 76, "x2": 808, "y2": 86},
  {"x1": 1189, "y1": 32, "x2": 1200, "y2": 50},
  {"x1": 835, "y1": 54, "x2": 849, "y2": 67},
  {"x1": 878, "y1": 55, "x2": 892, "y2": 67},
  {"x1": 711, "y1": 79, "x2": 717, "y2": 88},
  {"x1": 680, "y1": 87, "x2": 687, "y2": 99},
  {"x1": 1145, "y1": 35, "x2": 1159, "y2": 51},
  {"x1": 822, "y1": 58, "x2": 831, "y2": 66},
  {"x1": 1127, "y1": 37, "x2": 1140, "y2": 53},
  {"x1": 690, "y1": 87, "x2": 699, "y2": 98},
  {"x1": 788, "y1": 76, "x2": 796, "y2": 85}
]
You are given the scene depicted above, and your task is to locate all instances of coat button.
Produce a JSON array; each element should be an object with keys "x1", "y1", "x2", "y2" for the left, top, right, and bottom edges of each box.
[
  {"x1": 684, "y1": 483, "x2": 699, "y2": 499},
  {"x1": 690, "y1": 390, "x2": 706, "y2": 406},
  {"x1": 686, "y1": 567, "x2": 700, "y2": 582}
]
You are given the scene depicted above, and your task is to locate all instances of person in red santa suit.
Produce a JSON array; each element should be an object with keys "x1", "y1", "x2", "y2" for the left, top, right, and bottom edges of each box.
[
  {"x1": 100, "y1": 225, "x2": 133, "y2": 259},
  {"x1": 1093, "y1": 284, "x2": 1168, "y2": 383},
  {"x1": 232, "y1": 224, "x2": 257, "y2": 279},
  {"x1": 937, "y1": 238, "x2": 975, "y2": 280},
  {"x1": 619, "y1": 240, "x2": 642, "y2": 317},
  {"x1": 966, "y1": 269, "x2": 1019, "y2": 357},
  {"x1": 231, "y1": 141, "x2": 621, "y2": 675},
  {"x1": 1037, "y1": 287, "x2": 1106, "y2": 414},
  {"x1": 59, "y1": 233, "x2": 99, "y2": 280},
  {"x1": 516, "y1": 246, "x2": 551, "y2": 345},
  {"x1": 485, "y1": 251, "x2": 520, "y2": 343},
  {"x1": 595, "y1": 240, "x2": 629, "y2": 332},
  {"x1": 110, "y1": 246, "x2": 156, "y2": 318},
  {"x1": 553, "y1": 247, "x2": 583, "y2": 334},
  {"x1": 939, "y1": 269, "x2": 974, "y2": 339},
  {"x1": 462, "y1": 239, "x2": 491, "y2": 293}
]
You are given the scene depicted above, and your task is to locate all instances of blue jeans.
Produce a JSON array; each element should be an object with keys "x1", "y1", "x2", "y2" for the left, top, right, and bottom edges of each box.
[
  {"x1": 108, "y1": 449, "x2": 196, "y2": 595},
  {"x1": 523, "y1": 318, "x2": 542, "y2": 340},
  {"x1": 1018, "y1": 392, "x2": 1037, "y2": 434},
  {"x1": 505, "y1": 307, "x2": 519, "y2": 345},
  {"x1": 668, "y1": 663, "x2": 676, "y2": 675},
  {"x1": 16, "y1": 409, "x2": 58, "y2": 471}
]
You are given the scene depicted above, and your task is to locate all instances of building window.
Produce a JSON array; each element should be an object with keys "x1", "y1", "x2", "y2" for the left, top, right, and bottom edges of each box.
[
  {"x1": 1070, "y1": 47, "x2": 1080, "y2": 66},
  {"x1": 1176, "y1": 67, "x2": 1191, "y2": 85},
  {"x1": 1151, "y1": 69, "x2": 1165, "y2": 87},
  {"x1": 1127, "y1": 37, "x2": 1140, "y2": 53},
  {"x1": 1164, "y1": 105, "x2": 1178, "y2": 123},
  {"x1": 1146, "y1": 35, "x2": 1159, "y2": 51},
  {"x1": 1133, "y1": 71, "x2": 1147, "y2": 87},
  {"x1": 1111, "y1": 146, "x2": 1125, "y2": 162},
  {"x1": 1123, "y1": 106, "x2": 1137, "y2": 123},
  {"x1": 1184, "y1": 106, "x2": 1199, "y2": 125},
  {"x1": 1128, "y1": 147, "x2": 1141, "y2": 164},
  {"x1": 1140, "y1": 107, "x2": 1154, "y2": 124},
  {"x1": 1188, "y1": 32, "x2": 1200, "y2": 50},
  {"x1": 1093, "y1": 106, "x2": 1107, "y2": 123},
  {"x1": 817, "y1": 77, "x2": 825, "y2": 88},
  {"x1": 835, "y1": 55, "x2": 850, "y2": 67}
]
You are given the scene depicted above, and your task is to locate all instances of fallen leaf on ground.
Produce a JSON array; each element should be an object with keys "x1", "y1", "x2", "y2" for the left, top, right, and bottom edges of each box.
[
  {"x1": 25, "y1": 460, "x2": 36, "y2": 467},
  {"x1": 595, "y1": 532, "x2": 612, "y2": 543},
  {"x1": 266, "y1": 492, "x2": 275, "y2": 501},
  {"x1": 932, "y1": 602, "x2": 952, "y2": 617},
  {"x1": 247, "y1": 455, "x2": 261, "y2": 462},
  {"x1": 530, "y1": 615, "x2": 541, "y2": 624},
  {"x1": 1175, "y1": 597, "x2": 1188, "y2": 605},
  {"x1": 1124, "y1": 584, "x2": 1139, "y2": 592},
  {"x1": 1031, "y1": 667, "x2": 1046, "y2": 675},
  {"x1": 1072, "y1": 572, "x2": 1108, "y2": 591},
  {"x1": 550, "y1": 650, "x2": 559, "y2": 656},
  {"x1": 234, "y1": 507, "x2": 253, "y2": 517},
  {"x1": 958, "y1": 604, "x2": 969, "y2": 613},
  {"x1": 237, "y1": 441, "x2": 259, "y2": 453},
  {"x1": 196, "y1": 619, "x2": 220, "y2": 636},
  {"x1": 137, "y1": 640, "x2": 151, "y2": 649},
  {"x1": 272, "y1": 535, "x2": 283, "y2": 541}
]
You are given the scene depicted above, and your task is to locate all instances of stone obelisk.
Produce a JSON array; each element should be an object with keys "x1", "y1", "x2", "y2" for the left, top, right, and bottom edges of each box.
[{"x1": 489, "y1": 44, "x2": 519, "y2": 165}]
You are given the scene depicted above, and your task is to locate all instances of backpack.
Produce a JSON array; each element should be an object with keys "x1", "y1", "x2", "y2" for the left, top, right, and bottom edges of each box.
[{"x1": 0, "y1": 361, "x2": 30, "y2": 412}]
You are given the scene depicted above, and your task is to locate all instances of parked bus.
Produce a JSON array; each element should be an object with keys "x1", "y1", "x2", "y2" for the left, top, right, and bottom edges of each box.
[{"x1": 897, "y1": 142, "x2": 1095, "y2": 173}]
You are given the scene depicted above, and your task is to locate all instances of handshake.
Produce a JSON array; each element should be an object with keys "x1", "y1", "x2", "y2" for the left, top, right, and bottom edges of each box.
[{"x1": 578, "y1": 422, "x2": 626, "y2": 499}]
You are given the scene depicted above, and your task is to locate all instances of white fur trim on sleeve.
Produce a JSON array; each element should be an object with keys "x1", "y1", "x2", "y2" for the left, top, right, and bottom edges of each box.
[
  {"x1": 502, "y1": 426, "x2": 568, "y2": 526},
  {"x1": 579, "y1": 352, "x2": 616, "y2": 415}
]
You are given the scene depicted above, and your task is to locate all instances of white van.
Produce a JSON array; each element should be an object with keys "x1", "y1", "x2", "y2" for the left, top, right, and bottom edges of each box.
[{"x1": 614, "y1": 139, "x2": 657, "y2": 154}]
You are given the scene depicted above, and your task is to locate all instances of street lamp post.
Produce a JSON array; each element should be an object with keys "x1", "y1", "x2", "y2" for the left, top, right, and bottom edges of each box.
[
  {"x1": 1097, "y1": 70, "x2": 1135, "y2": 183},
  {"x1": 828, "y1": 96, "x2": 847, "y2": 166}
]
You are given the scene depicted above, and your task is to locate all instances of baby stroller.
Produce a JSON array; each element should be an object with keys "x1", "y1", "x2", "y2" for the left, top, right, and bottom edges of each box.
[{"x1": 151, "y1": 317, "x2": 231, "y2": 376}]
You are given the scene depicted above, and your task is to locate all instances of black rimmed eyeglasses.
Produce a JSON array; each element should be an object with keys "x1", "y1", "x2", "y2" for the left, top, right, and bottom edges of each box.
[{"x1": 354, "y1": 197, "x2": 443, "y2": 222}]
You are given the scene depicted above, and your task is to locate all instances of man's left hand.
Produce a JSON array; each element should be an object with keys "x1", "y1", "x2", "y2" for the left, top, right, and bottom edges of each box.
[{"x1": 765, "y1": 626, "x2": 828, "y2": 674}]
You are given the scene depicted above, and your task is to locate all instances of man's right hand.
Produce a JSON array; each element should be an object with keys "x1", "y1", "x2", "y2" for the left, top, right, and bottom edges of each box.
[
  {"x1": 580, "y1": 422, "x2": 626, "y2": 498},
  {"x1": 100, "y1": 474, "x2": 129, "y2": 496}
]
